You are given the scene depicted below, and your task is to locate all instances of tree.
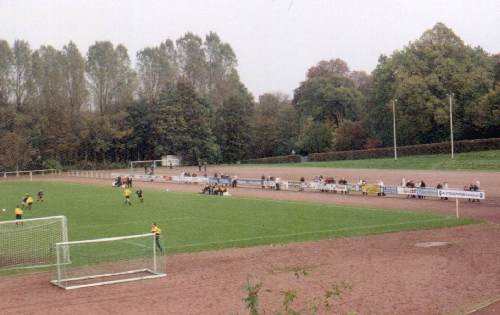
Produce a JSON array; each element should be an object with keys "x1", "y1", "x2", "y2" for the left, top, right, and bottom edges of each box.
[
  {"x1": 61, "y1": 41, "x2": 87, "y2": 115},
  {"x1": 294, "y1": 76, "x2": 363, "y2": 127},
  {"x1": 204, "y1": 32, "x2": 238, "y2": 108},
  {"x1": 86, "y1": 41, "x2": 135, "y2": 113},
  {"x1": 297, "y1": 118, "x2": 333, "y2": 154},
  {"x1": 307, "y1": 58, "x2": 350, "y2": 79},
  {"x1": 0, "y1": 40, "x2": 13, "y2": 105},
  {"x1": 154, "y1": 82, "x2": 220, "y2": 163},
  {"x1": 0, "y1": 131, "x2": 33, "y2": 171},
  {"x1": 126, "y1": 100, "x2": 157, "y2": 160},
  {"x1": 216, "y1": 84, "x2": 255, "y2": 162},
  {"x1": 367, "y1": 23, "x2": 496, "y2": 145},
  {"x1": 333, "y1": 120, "x2": 368, "y2": 151},
  {"x1": 254, "y1": 93, "x2": 299, "y2": 157},
  {"x1": 11, "y1": 40, "x2": 33, "y2": 111},
  {"x1": 176, "y1": 33, "x2": 208, "y2": 93},
  {"x1": 136, "y1": 39, "x2": 177, "y2": 103}
]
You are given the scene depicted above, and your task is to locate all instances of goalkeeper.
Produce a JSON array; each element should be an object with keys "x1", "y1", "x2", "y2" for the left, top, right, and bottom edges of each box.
[{"x1": 151, "y1": 222, "x2": 163, "y2": 253}]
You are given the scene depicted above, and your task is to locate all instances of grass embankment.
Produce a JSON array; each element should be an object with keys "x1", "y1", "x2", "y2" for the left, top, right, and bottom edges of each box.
[{"x1": 244, "y1": 150, "x2": 500, "y2": 171}]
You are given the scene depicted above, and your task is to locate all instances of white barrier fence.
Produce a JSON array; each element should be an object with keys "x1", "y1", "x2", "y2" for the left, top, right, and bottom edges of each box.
[
  {"x1": 65, "y1": 170, "x2": 486, "y2": 201},
  {"x1": 66, "y1": 170, "x2": 115, "y2": 179},
  {"x1": 1, "y1": 169, "x2": 62, "y2": 181}
]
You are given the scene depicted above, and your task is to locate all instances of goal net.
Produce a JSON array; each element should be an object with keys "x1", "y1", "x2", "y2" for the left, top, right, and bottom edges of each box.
[
  {"x1": 51, "y1": 233, "x2": 166, "y2": 290},
  {"x1": 130, "y1": 159, "x2": 164, "y2": 175},
  {"x1": 0, "y1": 216, "x2": 69, "y2": 270}
]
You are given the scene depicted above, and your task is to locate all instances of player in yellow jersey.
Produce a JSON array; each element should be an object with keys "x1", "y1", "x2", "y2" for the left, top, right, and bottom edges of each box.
[
  {"x1": 26, "y1": 195, "x2": 34, "y2": 210},
  {"x1": 15, "y1": 205, "x2": 23, "y2": 226},
  {"x1": 151, "y1": 222, "x2": 163, "y2": 253},
  {"x1": 123, "y1": 188, "x2": 132, "y2": 205}
]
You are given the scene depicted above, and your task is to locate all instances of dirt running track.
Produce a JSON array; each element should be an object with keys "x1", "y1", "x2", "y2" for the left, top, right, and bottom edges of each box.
[{"x1": 1, "y1": 166, "x2": 500, "y2": 315}]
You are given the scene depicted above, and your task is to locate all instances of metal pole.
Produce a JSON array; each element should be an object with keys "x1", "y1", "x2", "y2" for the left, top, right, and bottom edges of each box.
[
  {"x1": 449, "y1": 94, "x2": 454, "y2": 159},
  {"x1": 392, "y1": 99, "x2": 398, "y2": 161},
  {"x1": 455, "y1": 198, "x2": 459, "y2": 218},
  {"x1": 153, "y1": 235, "x2": 157, "y2": 273}
]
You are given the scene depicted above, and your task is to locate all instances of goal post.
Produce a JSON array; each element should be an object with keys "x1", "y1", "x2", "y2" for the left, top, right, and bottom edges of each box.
[
  {"x1": 0, "y1": 216, "x2": 69, "y2": 270},
  {"x1": 51, "y1": 233, "x2": 166, "y2": 290},
  {"x1": 129, "y1": 160, "x2": 163, "y2": 175}
]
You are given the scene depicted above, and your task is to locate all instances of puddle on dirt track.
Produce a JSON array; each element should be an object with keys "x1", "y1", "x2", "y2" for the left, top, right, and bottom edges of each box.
[{"x1": 415, "y1": 241, "x2": 450, "y2": 248}]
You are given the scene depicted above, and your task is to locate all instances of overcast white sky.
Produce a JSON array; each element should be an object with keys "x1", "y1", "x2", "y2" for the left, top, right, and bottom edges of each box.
[{"x1": 1, "y1": 0, "x2": 499, "y2": 97}]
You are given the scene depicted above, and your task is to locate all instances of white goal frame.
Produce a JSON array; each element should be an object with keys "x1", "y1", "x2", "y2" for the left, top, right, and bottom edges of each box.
[
  {"x1": 129, "y1": 159, "x2": 163, "y2": 175},
  {"x1": 0, "y1": 215, "x2": 69, "y2": 270},
  {"x1": 51, "y1": 233, "x2": 166, "y2": 290}
]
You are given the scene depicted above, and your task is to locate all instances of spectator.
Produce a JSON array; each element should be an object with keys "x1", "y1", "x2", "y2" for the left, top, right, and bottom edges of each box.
[
  {"x1": 299, "y1": 177, "x2": 305, "y2": 191},
  {"x1": 436, "y1": 183, "x2": 444, "y2": 200},
  {"x1": 377, "y1": 179, "x2": 385, "y2": 196}
]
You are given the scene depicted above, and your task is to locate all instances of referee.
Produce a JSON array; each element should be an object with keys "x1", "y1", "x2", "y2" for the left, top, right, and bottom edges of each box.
[{"x1": 151, "y1": 222, "x2": 163, "y2": 253}]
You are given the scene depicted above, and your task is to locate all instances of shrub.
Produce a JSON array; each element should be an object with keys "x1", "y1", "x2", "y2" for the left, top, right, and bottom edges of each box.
[
  {"x1": 242, "y1": 155, "x2": 301, "y2": 164},
  {"x1": 309, "y1": 138, "x2": 500, "y2": 161}
]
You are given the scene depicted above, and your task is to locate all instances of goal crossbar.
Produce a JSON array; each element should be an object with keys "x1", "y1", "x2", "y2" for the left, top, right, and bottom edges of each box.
[
  {"x1": 50, "y1": 268, "x2": 164, "y2": 290},
  {"x1": 0, "y1": 215, "x2": 66, "y2": 225},
  {"x1": 56, "y1": 233, "x2": 153, "y2": 245},
  {"x1": 51, "y1": 233, "x2": 166, "y2": 289}
]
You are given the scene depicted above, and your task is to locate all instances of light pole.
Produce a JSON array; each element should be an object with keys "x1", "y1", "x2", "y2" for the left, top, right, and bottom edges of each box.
[
  {"x1": 448, "y1": 93, "x2": 454, "y2": 159},
  {"x1": 392, "y1": 99, "x2": 398, "y2": 161}
]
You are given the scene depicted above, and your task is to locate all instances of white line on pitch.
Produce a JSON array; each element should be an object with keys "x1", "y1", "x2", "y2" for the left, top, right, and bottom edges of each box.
[{"x1": 168, "y1": 217, "x2": 455, "y2": 250}]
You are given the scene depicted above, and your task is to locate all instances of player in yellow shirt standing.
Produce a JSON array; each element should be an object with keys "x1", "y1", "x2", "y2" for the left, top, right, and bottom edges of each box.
[
  {"x1": 123, "y1": 187, "x2": 132, "y2": 205},
  {"x1": 15, "y1": 205, "x2": 23, "y2": 226},
  {"x1": 26, "y1": 194, "x2": 34, "y2": 210},
  {"x1": 151, "y1": 222, "x2": 163, "y2": 253}
]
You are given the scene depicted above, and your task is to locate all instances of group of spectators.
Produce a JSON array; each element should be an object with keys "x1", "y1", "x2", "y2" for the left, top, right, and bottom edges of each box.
[
  {"x1": 114, "y1": 176, "x2": 132, "y2": 188},
  {"x1": 213, "y1": 173, "x2": 238, "y2": 188},
  {"x1": 261, "y1": 175, "x2": 282, "y2": 190},
  {"x1": 466, "y1": 181, "x2": 481, "y2": 202},
  {"x1": 201, "y1": 184, "x2": 230, "y2": 196}
]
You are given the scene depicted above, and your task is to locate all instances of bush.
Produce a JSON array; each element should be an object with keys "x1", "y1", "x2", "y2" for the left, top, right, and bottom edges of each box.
[
  {"x1": 42, "y1": 159, "x2": 62, "y2": 170},
  {"x1": 242, "y1": 155, "x2": 301, "y2": 164},
  {"x1": 309, "y1": 138, "x2": 500, "y2": 161},
  {"x1": 65, "y1": 161, "x2": 129, "y2": 170}
]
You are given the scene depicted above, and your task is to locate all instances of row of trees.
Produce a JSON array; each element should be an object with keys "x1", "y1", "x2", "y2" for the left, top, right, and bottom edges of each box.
[{"x1": 0, "y1": 23, "x2": 499, "y2": 170}]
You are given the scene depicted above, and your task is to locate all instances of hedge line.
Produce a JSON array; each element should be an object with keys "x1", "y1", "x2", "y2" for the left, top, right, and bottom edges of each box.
[
  {"x1": 242, "y1": 154, "x2": 301, "y2": 164},
  {"x1": 309, "y1": 138, "x2": 500, "y2": 162}
]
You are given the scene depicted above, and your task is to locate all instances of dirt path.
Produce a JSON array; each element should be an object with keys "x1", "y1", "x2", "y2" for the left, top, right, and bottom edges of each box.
[{"x1": 1, "y1": 224, "x2": 500, "y2": 315}]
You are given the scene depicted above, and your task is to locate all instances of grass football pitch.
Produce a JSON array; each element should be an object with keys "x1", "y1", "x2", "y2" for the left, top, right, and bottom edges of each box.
[
  {"x1": 0, "y1": 181, "x2": 477, "y2": 258},
  {"x1": 243, "y1": 150, "x2": 500, "y2": 171}
]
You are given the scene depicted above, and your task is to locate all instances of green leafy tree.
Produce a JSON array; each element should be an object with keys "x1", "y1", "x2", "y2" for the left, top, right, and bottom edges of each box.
[
  {"x1": 367, "y1": 22, "x2": 496, "y2": 145},
  {"x1": 155, "y1": 82, "x2": 220, "y2": 163},
  {"x1": 254, "y1": 93, "x2": 299, "y2": 157},
  {"x1": 216, "y1": 84, "x2": 255, "y2": 162},
  {"x1": 297, "y1": 118, "x2": 334, "y2": 154}
]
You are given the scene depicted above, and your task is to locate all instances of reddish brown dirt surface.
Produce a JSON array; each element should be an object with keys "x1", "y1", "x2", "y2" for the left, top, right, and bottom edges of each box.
[{"x1": 1, "y1": 166, "x2": 500, "y2": 314}]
